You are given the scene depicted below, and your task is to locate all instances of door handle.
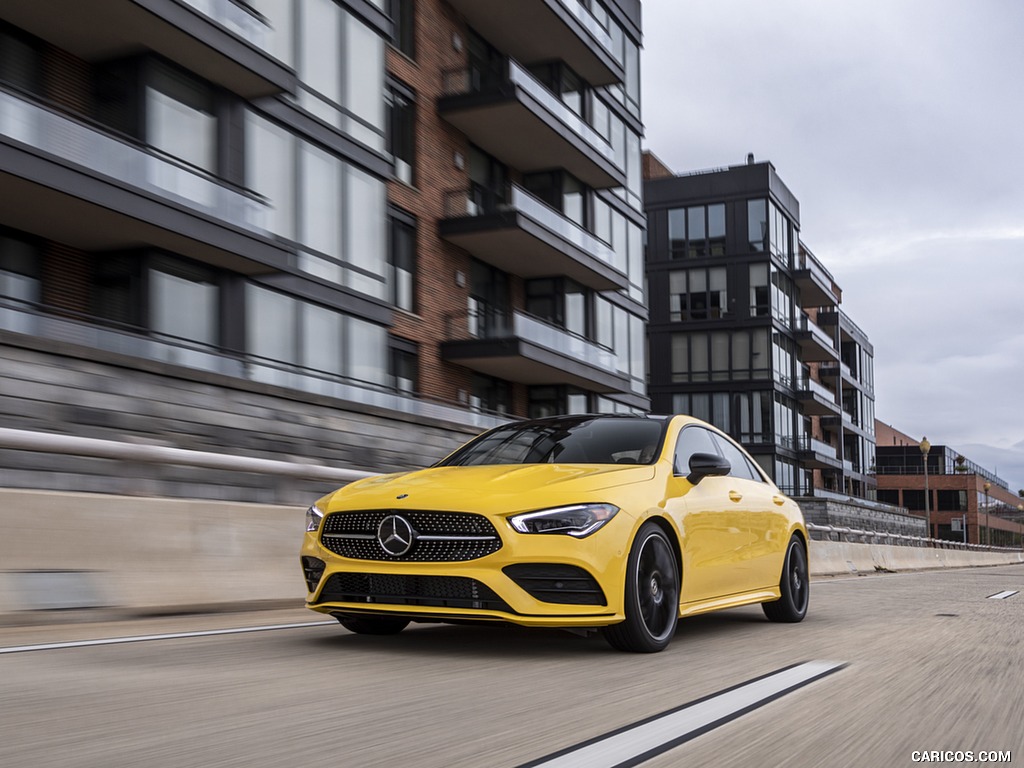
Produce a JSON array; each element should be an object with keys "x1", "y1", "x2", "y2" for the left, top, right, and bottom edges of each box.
[
  {"x1": 729, "y1": 490, "x2": 743, "y2": 503},
  {"x1": 772, "y1": 495, "x2": 787, "y2": 506}
]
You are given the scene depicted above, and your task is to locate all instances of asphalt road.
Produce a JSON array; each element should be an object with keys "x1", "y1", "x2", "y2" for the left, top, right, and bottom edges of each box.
[{"x1": 1, "y1": 565, "x2": 1022, "y2": 768}]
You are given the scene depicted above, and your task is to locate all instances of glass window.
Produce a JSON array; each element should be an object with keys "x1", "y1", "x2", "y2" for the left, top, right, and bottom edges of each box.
[
  {"x1": 346, "y1": 316, "x2": 387, "y2": 386},
  {"x1": 300, "y1": 0, "x2": 340, "y2": 102},
  {"x1": 387, "y1": 87, "x2": 415, "y2": 185},
  {"x1": 707, "y1": 204, "x2": 725, "y2": 255},
  {"x1": 345, "y1": 166, "x2": 387, "y2": 298},
  {"x1": 391, "y1": 345, "x2": 418, "y2": 393},
  {"x1": 146, "y1": 67, "x2": 216, "y2": 172},
  {"x1": 246, "y1": 112, "x2": 295, "y2": 239},
  {"x1": 748, "y1": 199, "x2": 767, "y2": 252},
  {"x1": 247, "y1": 285, "x2": 297, "y2": 364},
  {"x1": 711, "y1": 433, "x2": 760, "y2": 481},
  {"x1": 750, "y1": 263, "x2": 770, "y2": 317},
  {"x1": 390, "y1": 216, "x2": 415, "y2": 312},
  {"x1": 302, "y1": 301, "x2": 343, "y2": 375},
  {"x1": 710, "y1": 331, "x2": 729, "y2": 381},
  {"x1": 0, "y1": 235, "x2": 40, "y2": 303},
  {"x1": 150, "y1": 268, "x2": 217, "y2": 345},
  {"x1": 300, "y1": 142, "x2": 343, "y2": 260},
  {"x1": 345, "y1": 16, "x2": 385, "y2": 136},
  {"x1": 389, "y1": 0, "x2": 415, "y2": 58},
  {"x1": 670, "y1": 334, "x2": 689, "y2": 383},
  {"x1": 674, "y1": 426, "x2": 718, "y2": 475},
  {"x1": 443, "y1": 416, "x2": 665, "y2": 466}
]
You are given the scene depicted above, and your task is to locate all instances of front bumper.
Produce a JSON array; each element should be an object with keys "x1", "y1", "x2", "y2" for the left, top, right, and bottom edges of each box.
[{"x1": 301, "y1": 513, "x2": 634, "y2": 628}]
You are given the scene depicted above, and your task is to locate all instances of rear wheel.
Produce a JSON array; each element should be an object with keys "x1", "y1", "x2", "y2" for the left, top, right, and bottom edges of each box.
[
  {"x1": 762, "y1": 535, "x2": 809, "y2": 623},
  {"x1": 336, "y1": 614, "x2": 410, "y2": 635},
  {"x1": 603, "y1": 522, "x2": 679, "y2": 653}
]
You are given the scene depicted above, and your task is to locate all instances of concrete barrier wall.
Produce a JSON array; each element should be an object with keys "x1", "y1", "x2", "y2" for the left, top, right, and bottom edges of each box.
[{"x1": 2, "y1": 490, "x2": 1022, "y2": 617}]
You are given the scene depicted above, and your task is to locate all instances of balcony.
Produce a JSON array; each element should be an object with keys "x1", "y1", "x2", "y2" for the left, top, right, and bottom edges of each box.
[
  {"x1": 796, "y1": 436, "x2": 843, "y2": 471},
  {"x1": 444, "y1": 0, "x2": 623, "y2": 86},
  {"x1": 441, "y1": 308, "x2": 631, "y2": 394},
  {"x1": 792, "y1": 315, "x2": 837, "y2": 362},
  {"x1": 793, "y1": 249, "x2": 838, "y2": 307},
  {"x1": 0, "y1": 86, "x2": 288, "y2": 275},
  {"x1": 2, "y1": 0, "x2": 293, "y2": 98},
  {"x1": 439, "y1": 183, "x2": 626, "y2": 291},
  {"x1": 822, "y1": 409, "x2": 859, "y2": 435},
  {"x1": 439, "y1": 59, "x2": 624, "y2": 189},
  {"x1": 793, "y1": 376, "x2": 840, "y2": 416}
]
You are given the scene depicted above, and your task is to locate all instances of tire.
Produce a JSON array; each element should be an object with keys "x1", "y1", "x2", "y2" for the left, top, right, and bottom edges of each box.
[
  {"x1": 336, "y1": 614, "x2": 410, "y2": 635},
  {"x1": 762, "y1": 535, "x2": 809, "y2": 623},
  {"x1": 603, "y1": 522, "x2": 680, "y2": 653}
]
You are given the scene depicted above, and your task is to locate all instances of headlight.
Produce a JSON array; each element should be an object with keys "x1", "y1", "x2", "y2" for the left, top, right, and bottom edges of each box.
[
  {"x1": 508, "y1": 503, "x2": 619, "y2": 538},
  {"x1": 305, "y1": 504, "x2": 324, "y2": 533}
]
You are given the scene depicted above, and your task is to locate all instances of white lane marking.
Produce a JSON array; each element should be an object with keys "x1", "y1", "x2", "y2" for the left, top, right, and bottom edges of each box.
[
  {"x1": 0, "y1": 621, "x2": 337, "y2": 655},
  {"x1": 518, "y1": 660, "x2": 845, "y2": 768},
  {"x1": 987, "y1": 590, "x2": 1019, "y2": 600}
]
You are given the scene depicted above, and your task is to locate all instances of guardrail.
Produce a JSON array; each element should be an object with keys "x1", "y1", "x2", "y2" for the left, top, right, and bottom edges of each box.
[
  {"x1": 806, "y1": 523, "x2": 1018, "y2": 552},
  {"x1": 0, "y1": 428, "x2": 375, "y2": 484},
  {"x1": 1, "y1": 428, "x2": 1020, "y2": 553}
]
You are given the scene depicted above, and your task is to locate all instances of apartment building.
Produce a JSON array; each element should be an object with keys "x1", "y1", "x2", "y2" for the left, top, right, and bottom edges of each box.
[
  {"x1": 0, "y1": 0, "x2": 644, "y2": 500},
  {"x1": 874, "y1": 422, "x2": 1024, "y2": 545},
  {"x1": 643, "y1": 153, "x2": 876, "y2": 498}
]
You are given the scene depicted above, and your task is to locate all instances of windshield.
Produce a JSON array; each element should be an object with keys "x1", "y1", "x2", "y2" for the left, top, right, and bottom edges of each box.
[{"x1": 438, "y1": 416, "x2": 667, "y2": 467}]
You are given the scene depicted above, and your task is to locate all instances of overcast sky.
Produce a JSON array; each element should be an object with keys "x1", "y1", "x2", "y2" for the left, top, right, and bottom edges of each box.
[{"x1": 641, "y1": 0, "x2": 1024, "y2": 493}]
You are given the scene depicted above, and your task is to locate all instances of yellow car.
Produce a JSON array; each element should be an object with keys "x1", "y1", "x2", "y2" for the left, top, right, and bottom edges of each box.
[{"x1": 301, "y1": 414, "x2": 808, "y2": 652}]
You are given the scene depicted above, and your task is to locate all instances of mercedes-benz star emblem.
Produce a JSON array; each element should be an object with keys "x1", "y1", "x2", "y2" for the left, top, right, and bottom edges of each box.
[{"x1": 377, "y1": 514, "x2": 415, "y2": 557}]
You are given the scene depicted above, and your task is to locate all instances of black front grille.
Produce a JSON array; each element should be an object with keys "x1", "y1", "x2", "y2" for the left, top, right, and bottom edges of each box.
[
  {"x1": 320, "y1": 510, "x2": 502, "y2": 562},
  {"x1": 317, "y1": 572, "x2": 512, "y2": 612},
  {"x1": 503, "y1": 564, "x2": 607, "y2": 605},
  {"x1": 301, "y1": 556, "x2": 326, "y2": 593}
]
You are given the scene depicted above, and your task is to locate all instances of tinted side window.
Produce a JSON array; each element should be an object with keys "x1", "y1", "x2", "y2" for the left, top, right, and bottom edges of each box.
[
  {"x1": 710, "y1": 433, "x2": 760, "y2": 482},
  {"x1": 674, "y1": 426, "x2": 719, "y2": 475}
]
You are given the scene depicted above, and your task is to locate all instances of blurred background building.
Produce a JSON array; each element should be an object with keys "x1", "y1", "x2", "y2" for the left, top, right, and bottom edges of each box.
[
  {"x1": 0, "y1": 0, "x2": 644, "y2": 502},
  {"x1": 643, "y1": 153, "x2": 877, "y2": 500},
  {"x1": 874, "y1": 422, "x2": 1024, "y2": 546}
]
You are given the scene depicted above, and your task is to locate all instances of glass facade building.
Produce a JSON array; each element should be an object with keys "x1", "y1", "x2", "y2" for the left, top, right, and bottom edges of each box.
[{"x1": 644, "y1": 157, "x2": 876, "y2": 498}]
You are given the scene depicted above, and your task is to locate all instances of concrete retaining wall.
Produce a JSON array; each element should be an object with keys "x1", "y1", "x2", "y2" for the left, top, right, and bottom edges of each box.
[{"x1": 1, "y1": 490, "x2": 1022, "y2": 619}]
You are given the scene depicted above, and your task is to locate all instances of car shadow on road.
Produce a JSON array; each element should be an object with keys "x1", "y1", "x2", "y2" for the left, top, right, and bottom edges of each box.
[{"x1": 301, "y1": 606, "x2": 770, "y2": 658}]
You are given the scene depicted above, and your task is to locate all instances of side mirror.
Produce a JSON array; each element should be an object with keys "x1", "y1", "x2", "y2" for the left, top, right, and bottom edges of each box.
[{"x1": 687, "y1": 452, "x2": 731, "y2": 485}]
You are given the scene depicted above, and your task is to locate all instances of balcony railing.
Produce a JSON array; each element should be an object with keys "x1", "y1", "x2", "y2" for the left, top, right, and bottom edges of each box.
[
  {"x1": 447, "y1": 306, "x2": 618, "y2": 373},
  {"x1": 179, "y1": 0, "x2": 272, "y2": 52},
  {"x1": 442, "y1": 59, "x2": 615, "y2": 165},
  {"x1": 443, "y1": 182, "x2": 616, "y2": 266},
  {"x1": 553, "y1": 0, "x2": 618, "y2": 61},
  {"x1": 794, "y1": 375, "x2": 836, "y2": 402},
  {"x1": 0, "y1": 297, "x2": 506, "y2": 430},
  {"x1": 796, "y1": 436, "x2": 839, "y2": 460},
  {"x1": 794, "y1": 314, "x2": 836, "y2": 351},
  {"x1": 0, "y1": 86, "x2": 269, "y2": 234}
]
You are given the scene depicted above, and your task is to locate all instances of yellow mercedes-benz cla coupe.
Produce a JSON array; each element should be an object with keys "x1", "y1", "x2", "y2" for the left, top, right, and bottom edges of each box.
[{"x1": 301, "y1": 414, "x2": 808, "y2": 652}]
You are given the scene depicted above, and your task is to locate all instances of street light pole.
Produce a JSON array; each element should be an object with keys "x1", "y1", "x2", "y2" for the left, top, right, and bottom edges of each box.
[
  {"x1": 983, "y1": 481, "x2": 991, "y2": 547},
  {"x1": 920, "y1": 437, "x2": 931, "y2": 542}
]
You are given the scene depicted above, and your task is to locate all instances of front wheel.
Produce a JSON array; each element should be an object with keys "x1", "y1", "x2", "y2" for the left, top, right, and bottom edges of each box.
[
  {"x1": 762, "y1": 535, "x2": 809, "y2": 623},
  {"x1": 336, "y1": 614, "x2": 410, "y2": 635},
  {"x1": 603, "y1": 522, "x2": 679, "y2": 653}
]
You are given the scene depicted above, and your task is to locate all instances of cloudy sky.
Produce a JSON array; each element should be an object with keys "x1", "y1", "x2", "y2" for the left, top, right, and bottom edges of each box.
[{"x1": 641, "y1": 0, "x2": 1024, "y2": 492}]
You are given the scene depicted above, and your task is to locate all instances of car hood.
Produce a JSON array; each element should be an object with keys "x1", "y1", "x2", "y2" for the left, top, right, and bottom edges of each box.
[{"x1": 322, "y1": 464, "x2": 657, "y2": 513}]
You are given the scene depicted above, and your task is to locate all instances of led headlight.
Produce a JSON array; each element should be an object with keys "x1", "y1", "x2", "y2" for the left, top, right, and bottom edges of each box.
[
  {"x1": 305, "y1": 504, "x2": 324, "y2": 533},
  {"x1": 508, "y1": 503, "x2": 619, "y2": 538}
]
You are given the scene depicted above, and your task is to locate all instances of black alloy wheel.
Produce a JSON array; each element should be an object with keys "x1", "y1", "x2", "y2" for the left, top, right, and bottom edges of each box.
[
  {"x1": 336, "y1": 614, "x2": 410, "y2": 635},
  {"x1": 762, "y1": 535, "x2": 809, "y2": 623},
  {"x1": 603, "y1": 522, "x2": 680, "y2": 653}
]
